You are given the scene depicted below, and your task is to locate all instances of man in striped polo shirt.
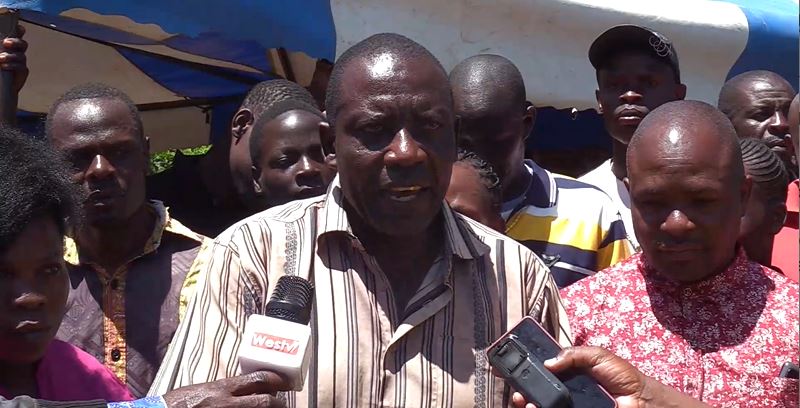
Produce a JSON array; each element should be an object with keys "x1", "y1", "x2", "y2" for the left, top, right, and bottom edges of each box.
[
  {"x1": 450, "y1": 55, "x2": 633, "y2": 288},
  {"x1": 151, "y1": 33, "x2": 570, "y2": 407}
]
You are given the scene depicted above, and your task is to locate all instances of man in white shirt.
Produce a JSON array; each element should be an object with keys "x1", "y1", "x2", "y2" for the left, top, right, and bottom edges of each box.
[{"x1": 578, "y1": 25, "x2": 686, "y2": 249}]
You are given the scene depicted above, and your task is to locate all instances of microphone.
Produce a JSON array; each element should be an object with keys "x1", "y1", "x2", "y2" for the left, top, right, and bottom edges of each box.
[{"x1": 239, "y1": 275, "x2": 315, "y2": 390}]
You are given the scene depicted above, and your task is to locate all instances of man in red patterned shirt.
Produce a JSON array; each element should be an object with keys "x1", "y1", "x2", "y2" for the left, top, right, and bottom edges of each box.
[{"x1": 561, "y1": 100, "x2": 799, "y2": 407}]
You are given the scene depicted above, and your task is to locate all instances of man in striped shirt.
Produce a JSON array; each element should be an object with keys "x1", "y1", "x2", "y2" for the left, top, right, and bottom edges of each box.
[
  {"x1": 449, "y1": 55, "x2": 633, "y2": 287},
  {"x1": 150, "y1": 33, "x2": 570, "y2": 407}
]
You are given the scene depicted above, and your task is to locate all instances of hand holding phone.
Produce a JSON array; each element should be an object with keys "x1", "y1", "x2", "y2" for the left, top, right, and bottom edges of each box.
[{"x1": 488, "y1": 317, "x2": 616, "y2": 408}]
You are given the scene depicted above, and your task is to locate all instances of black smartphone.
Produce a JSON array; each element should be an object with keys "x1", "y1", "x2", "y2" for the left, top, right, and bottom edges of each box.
[
  {"x1": 487, "y1": 316, "x2": 617, "y2": 408},
  {"x1": 779, "y1": 362, "x2": 799, "y2": 379}
]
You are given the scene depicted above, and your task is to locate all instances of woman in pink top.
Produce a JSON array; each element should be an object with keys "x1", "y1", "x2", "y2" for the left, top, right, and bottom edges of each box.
[{"x1": 0, "y1": 128, "x2": 133, "y2": 402}]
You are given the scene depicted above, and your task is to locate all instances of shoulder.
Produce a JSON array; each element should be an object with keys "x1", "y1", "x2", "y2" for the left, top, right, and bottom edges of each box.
[
  {"x1": 561, "y1": 255, "x2": 642, "y2": 305},
  {"x1": 577, "y1": 160, "x2": 611, "y2": 184},
  {"x1": 552, "y1": 172, "x2": 619, "y2": 213},
  {"x1": 213, "y1": 196, "x2": 324, "y2": 250},
  {"x1": 759, "y1": 263, "x2": 800, "y2": 305},
  {"x1": 42, "y1": 340, "x2": 134, "y2": 401}
]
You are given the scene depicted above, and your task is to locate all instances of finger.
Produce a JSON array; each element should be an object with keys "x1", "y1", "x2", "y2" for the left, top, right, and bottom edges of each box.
[
  {"x1": 230, "y1": 371, "x2": 293, "y2": 396},
  {"x1": 544, "y1": 346, "x2": 611, "y2": 373},
  {"x1": 0, "y1": 53, "x2": 26, "y2": 64},
  {"x1": 2, "y1": 38, "x2": 27, "y2": 52},
  {"x1": 211, "y1": 394, "x2": 287, "y2": 408},
  {"x1": 510, "y1": 392, "x2": 535, "y2": 408},
  {"x1": 15, "y1": 24, "x2": 24, "y2": 38}
]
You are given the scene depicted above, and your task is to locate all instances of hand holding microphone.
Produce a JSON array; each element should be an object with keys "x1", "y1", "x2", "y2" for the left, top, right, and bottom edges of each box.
[{"x1": 239, "y1": 275, "x2": 315, "y2": 391}]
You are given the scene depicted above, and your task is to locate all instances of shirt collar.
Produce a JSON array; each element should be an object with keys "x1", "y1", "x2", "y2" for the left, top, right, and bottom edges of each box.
[
  {"x1": 64, "y1": 200, "x2": 204, "y2": 266},
  {"x1": 318, "y1": 175, "x2": 490, "y2": 261},
  {"x1": 638, "y1": 246, "x2": 752, "y2": 292}
]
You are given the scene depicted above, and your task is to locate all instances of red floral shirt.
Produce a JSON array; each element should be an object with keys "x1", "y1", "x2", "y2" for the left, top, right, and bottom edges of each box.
[{"x1": 562, "y1": 249, "x2": 799, "y2": 407}]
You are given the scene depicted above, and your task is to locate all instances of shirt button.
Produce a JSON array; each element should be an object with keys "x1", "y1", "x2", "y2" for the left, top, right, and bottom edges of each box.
[
  {"x1": 110, "y1": 279, "x2": 119, "y2": 290},
  {"x1": 111, "y1": 348, "x2": 121, "y2": 362}
]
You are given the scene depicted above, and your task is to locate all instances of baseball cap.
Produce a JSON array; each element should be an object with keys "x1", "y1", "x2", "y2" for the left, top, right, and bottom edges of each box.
[{"x1": 589, "y1": 24, "x2": 681, "y2": 82}]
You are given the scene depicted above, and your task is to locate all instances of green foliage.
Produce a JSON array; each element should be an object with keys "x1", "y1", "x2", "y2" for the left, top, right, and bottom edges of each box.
[{"x1": 149, "y1": 144, "x2": 211, "y2": 174}]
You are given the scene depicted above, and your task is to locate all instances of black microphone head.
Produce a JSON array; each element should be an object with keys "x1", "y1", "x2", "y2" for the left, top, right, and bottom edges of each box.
[{"x1": 265, "y1": 275, "x2": 315, "y2": 324}]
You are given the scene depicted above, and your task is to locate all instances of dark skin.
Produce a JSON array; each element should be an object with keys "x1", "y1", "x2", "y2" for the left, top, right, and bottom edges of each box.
[
  {"x1": 0, "y1": 216, "x2": 68, "y2": 398},
  {"x1": 320, "y1": 52, "x2": 457, "y2": 312},
  {"x1": 791, "y1": 95, "x2": 799, "y2": 165},
  {"x1": 452, "y1": 76, "x2": 535, "y2": 202},
  {"x1": 252, "y1": 110, "x2": 333, "y2": 208},
  {"x1": 722, "y1": 74, "x2": 795, "y2": 169},
  {"x1": 446, "y1": 162, "x2": 505, "y2": 232},
  {"x1": 511, "y1": 346, "x2": 712, "y2": 408},
  {"x1": 595, "y1": 52, "x2": 686, "y2": 180},
  {"x1": 48, "y1": 98, "x2": 155, "y2": 277},
  {"x1": 626, "y1": 118, "x2": 750, "y2": 282},
  {"x1": 739, "y1": 182, "x2": 786, "y2": 266},
  {"x1": 230, "y1": 107, "x2": 259, "y2": 208}
]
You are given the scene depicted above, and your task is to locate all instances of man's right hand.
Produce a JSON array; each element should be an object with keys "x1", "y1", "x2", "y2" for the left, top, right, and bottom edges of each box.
[
  {"x1": 162, "y1": 371, "x2": 291, "y2": 408},
  {"x1": 510, "y1": 346, "x2": 712, "y2": 408}
]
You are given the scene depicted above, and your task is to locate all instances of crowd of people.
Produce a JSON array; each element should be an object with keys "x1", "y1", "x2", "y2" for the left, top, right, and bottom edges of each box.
[{"x1": 0, "y1": 19, "x2": 797, "y2": 408}]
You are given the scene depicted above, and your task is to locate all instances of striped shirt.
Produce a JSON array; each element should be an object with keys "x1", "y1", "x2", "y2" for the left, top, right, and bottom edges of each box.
[
  {"x1": 504, "y1": 160, "x2": 633, "y2": 287},
  {"x1": 150, "y1": 177, "x2": 571, "y2": 407}
]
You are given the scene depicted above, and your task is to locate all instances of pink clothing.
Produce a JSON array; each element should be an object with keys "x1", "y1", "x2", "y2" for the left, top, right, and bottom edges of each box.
[
  {"x1": 562, "y1": 250, "x2": 799, "y2": 407},
  {"x1": 0, "y1": 339, "x2": 134, "y2": 402}
]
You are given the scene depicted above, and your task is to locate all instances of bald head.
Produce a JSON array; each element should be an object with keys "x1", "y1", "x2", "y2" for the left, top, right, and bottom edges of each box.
[
  {"x1": 449, "y1": 54, "x2": 526, "y2": 114},
  {"x1": 627, "y1": 100, "x2": 750, "y2": 283},
  {"x1": 325, "y1": 33, "x2": 449, "y2": 126},
  {"x1": 718, "y1": 70, "x2": 794, "y2": 116},
  {"x1": 629, "y1": 100, "x2": 742, "y2": 181}
]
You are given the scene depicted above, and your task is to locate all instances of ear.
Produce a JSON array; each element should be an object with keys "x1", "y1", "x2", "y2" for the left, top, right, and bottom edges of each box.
[
  {"x1": 251, "y1": 165, "x2": 263, "y2": 195},
  {"x1": 739, "y1": 175, "x2": 753, "y2": 218},
  {"x1": 523, "y1": 102, "x2": 536, "y2": 141},
  {"x1": 623, "y1": 176, "x2": 631, "y2": 192},
  {"x1": 142, "y1": 136, "x2": 151, "y2": 164},
  {"x1": 231, "y1": 109, "x2": 254, "y2": 142},
  {"x1": 319, "y1": 120, "x2": 337, "y2": 170},
  {"x1": 769, "y1": 201, "x2": 788, "y2": 234},
  {"x1": 595, "y1": 89, "x2": 603, "y2": 114},
  {"x1": 675, "y1": 83, "x2": 687, "y2": 100}
]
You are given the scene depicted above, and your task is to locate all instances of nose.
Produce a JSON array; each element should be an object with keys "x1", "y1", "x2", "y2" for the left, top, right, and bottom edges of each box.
[
  {"x1": 295, "y1": 155, "x2": 322, "y2": 186},
  {"x1": 12, "y1": 281, "x2": 46, "y2": 311},
  {"x1": 619, "y1": 90, "x2": 643, "y2": 104},
  {"x1": 384, "y1": 128, "x2": 425, "y2": 167},
  {"x1": 85, "y1": 154, "x2": 115, "y2": 181},
  {"x1": 660, "y1": 209, "x2": 696, "y2": 239},
  {"x1": 767, "y1": 111, "x2": 790, "y2": 136}
]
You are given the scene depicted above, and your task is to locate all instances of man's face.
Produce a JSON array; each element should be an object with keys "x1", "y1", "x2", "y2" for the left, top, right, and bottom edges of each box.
[
  {"x1": 446, "y1": 162, "x2": 505, "y2": 232},
  {"x1": 332, "y1": 53, "x2": 456, "y2": 236},
  {"x1": 596, "y1": 53, "x2": 685, "y2": 145},
  {"x1": 0, "y1": 216, "x2": 68, "y2": 365},
  {"x1": 628, "y1": 127, "x2": 748, "y2": 282},
  {"x1": 727, "y1": 78, "x2": 795, "y2": 168},
  {"x1": 453, "y1": 90, "x2": 529, "y2": 191},
  {"x1": 253, "y1": 110, "x2": 333, "y2": 208},
  {"x1": 49, "y1": 98, "x2": 148, "y2": 227}
]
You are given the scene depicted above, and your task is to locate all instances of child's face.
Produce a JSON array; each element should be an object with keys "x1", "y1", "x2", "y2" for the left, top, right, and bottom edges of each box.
[{"x1": 0, "y1": 216, "x2": 68, "y2": 364}]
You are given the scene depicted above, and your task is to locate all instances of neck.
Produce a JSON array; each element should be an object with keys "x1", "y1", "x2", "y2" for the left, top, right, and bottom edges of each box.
[
  {"x1": 502, "y1": 163, "x2": 531, "y2": 202},
  {"x1": 347, "y1": 204, "x2": 445, "y2": 310},
  {"x1": 0, "y1": 360, "x2": 38, "y2": 398},
  {"x1": 75, "y1": 204, "x2": 156, "y2": 270},
  {"x1": 611, "y1": 139, "x2": 628, "y2": 181}
]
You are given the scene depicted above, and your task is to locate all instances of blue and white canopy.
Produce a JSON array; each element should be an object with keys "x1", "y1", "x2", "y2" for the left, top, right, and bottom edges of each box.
[{"x1": 8, "y1": 0, "x2": 798, "y2": 151}]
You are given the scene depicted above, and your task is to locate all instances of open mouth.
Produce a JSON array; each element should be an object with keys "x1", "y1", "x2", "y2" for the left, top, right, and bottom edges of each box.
[{"x1": 386, "y1": 186, "x2": 425, "y2": 202}]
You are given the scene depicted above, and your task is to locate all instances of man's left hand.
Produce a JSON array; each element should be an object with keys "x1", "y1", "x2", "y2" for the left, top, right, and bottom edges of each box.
[{"x1": 0, "y1": 24, "x2": 28, "y2": 93}]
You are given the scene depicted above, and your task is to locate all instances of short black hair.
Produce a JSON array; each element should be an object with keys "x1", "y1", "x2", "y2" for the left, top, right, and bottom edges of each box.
[
  {"x1": 325, "y1": 33, "x2": 449, "y2": 127},
  {"x1": 0, "y1": 126, "x2": 81, "y2": 252},
  {"x1": 240, "y1": 79, "x2": 318, "y2": 118},
  {"x1": 718, "y1": 70, "x2": 795, "y2": 118},
  {"x1": 45, "y1": 82, "x2": 143, "y2": 140},
  {"x1": 250, "y1": 98, "x2": 324, "y2": 165},
  {"x1": 739, "y1": 137, "x2": 789, "y2": 203},
  {"x1": 449, "y1": 54, "x2": 527, "y2": 108},
  {"x1": 455, "y1": 149, "x2": 502, "y2": 205}
]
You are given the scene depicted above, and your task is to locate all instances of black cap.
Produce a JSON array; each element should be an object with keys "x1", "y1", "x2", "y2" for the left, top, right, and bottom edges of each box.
[
  {"x1": 265, "y1": 275, "x2": 315, "y2": 325},
  {"x1": 589, "y1": 24, "x2": 680, "y2": 82}
]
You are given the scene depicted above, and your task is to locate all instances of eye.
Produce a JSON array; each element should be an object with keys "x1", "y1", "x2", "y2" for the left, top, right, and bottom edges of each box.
[
  {"x1": 272, "y1": 156, "x2": 295, "y2": 170},
  {"x1": 751, "y1": 109, "x2": 772, "y2": 122},
  {"x1": 423, "y1": 119, "x2": 442, "y2": 130},
  {"x1": 361, "y1": 123, "x2": 384, "y2": 133},
  {"x1": 41, "y1": 264, "x2": 64, "y2": 277}
]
